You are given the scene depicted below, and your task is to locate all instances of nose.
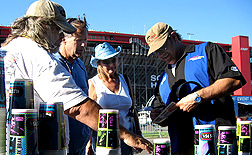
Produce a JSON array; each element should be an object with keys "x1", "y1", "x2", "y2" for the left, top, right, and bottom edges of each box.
[{"x1": 107, "y1": 61, "x2": 116, "y2": 68}]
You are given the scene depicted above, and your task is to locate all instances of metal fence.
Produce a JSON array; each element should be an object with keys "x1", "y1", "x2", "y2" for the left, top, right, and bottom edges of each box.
[{"x1": 138, "y1": 111, "x2": 168, "y2": 138}]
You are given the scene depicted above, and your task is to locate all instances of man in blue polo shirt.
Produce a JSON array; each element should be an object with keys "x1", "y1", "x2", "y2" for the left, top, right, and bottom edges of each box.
[
  {"x1": 146, "y1": 22, "x2": 246, "y2": 155},
  {"x1": 53, "y1": 17, "x2": 90, "y2": 155}
]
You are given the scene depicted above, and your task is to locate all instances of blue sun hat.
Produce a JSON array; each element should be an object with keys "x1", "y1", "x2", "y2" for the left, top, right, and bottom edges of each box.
[{"x1": 90, "y1": 42, "x2": 121, "y2": 68}]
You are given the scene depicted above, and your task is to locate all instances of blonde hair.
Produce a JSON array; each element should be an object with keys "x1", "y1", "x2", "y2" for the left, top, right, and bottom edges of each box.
[
  {"x1": 3, "y1": 17, "x2": 58, "y2": 53},
  {"x1": 97, "y1": 61, "x2": 109, "y2": 81}
]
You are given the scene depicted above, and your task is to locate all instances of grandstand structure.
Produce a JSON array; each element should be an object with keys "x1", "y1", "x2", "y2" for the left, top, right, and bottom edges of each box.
[{"x1": 1, "y1": 26, "x2": 251, "y2": 110}]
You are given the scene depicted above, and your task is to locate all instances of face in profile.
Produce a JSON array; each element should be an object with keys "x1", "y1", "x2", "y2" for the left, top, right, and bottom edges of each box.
[
  {"x1": 156, "y1": 40, "x2": 178, "y2": 64},
  {"x1": 64, "y1": 27, "x2": 88, "y2": 61}
]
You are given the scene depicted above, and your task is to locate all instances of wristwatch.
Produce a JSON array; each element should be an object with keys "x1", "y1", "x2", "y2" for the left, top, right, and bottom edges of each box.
[{"x1": 193, "y1": 92, "x2": 202, "y2": 104}]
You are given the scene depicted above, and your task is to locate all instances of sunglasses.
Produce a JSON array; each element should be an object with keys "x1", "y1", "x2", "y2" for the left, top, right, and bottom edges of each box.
[{"x1": 101, "y1": 58, "x2": 117, "y2": 65}]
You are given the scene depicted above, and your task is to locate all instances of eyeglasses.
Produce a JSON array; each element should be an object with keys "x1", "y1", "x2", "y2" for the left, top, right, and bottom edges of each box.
[{"x1": 101, "y1": 58, "x2": 117, "y2": 65}]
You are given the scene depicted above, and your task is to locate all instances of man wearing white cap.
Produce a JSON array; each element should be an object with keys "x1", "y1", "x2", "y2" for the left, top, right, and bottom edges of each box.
[
  {"x1": 1, "y1": 0, "x2": 153, "y2": 154},
  {"x1": 146, "y1": 22, "x2": 246, "y2": 154}
]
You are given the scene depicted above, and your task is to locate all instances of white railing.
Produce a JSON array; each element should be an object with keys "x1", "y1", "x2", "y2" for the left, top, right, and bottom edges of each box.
[{"x1": 138, "y1": 111, "x2": 168, "y2": 138}]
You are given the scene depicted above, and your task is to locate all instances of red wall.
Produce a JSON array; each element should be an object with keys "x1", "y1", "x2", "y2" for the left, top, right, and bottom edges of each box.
[{"x1": 232, "y1": 36, "x2": 251, "y2": 95}]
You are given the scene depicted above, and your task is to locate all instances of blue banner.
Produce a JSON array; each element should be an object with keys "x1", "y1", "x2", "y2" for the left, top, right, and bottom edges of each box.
[{"x1": 232, "y1": 96, "x2": 252, "y2": 117}]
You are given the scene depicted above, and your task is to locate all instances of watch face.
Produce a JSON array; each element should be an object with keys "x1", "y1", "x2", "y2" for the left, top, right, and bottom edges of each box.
[{"x1": 195, "y1": 96, "x2": 201, "y2": 103}]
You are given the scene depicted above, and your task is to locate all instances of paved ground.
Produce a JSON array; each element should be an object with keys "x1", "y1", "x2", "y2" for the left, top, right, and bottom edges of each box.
[{"x1": 136, "y1": 149, "x2": 151, "y2": 155}]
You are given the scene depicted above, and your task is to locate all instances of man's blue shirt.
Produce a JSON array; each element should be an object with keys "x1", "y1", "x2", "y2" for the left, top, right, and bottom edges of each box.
[{"x1": 53, "y1": 52, "x2": 90, "y2": 154}]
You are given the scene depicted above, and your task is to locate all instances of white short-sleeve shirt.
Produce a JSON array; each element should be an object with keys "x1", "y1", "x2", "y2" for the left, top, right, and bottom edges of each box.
[{"x1": 2, "y1": 37, "x2": 87, "y2": 111}]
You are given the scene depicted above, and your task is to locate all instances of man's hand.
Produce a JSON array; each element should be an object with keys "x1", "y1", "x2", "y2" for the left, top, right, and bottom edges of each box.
[
  {"x1": 119, "y1": 125, "x2": 153, "y2": 154},
  {"x1": 176, "y1": 78, "x2": 243, "y2": 112},
  {"x1": 123, "y1": 132, "x2": 153, "y2": 154},
  {"x1": 176, "y1": 93, "x2": 199, "y2": 112}
]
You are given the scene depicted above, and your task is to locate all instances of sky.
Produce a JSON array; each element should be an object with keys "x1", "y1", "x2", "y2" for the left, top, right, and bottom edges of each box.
[{"x1": 0, "y1": 0, "x2": 252, "y2": 46}]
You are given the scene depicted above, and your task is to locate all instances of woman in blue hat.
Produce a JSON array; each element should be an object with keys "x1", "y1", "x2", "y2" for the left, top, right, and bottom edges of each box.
[{"x1": 87, "y1": 42, "x2": 143, "y2": 155}]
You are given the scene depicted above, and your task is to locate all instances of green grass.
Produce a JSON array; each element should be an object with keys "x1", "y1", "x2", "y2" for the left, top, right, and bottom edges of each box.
[{"x1": 142, "y1": 131, "x2": 169, "y2": 139}]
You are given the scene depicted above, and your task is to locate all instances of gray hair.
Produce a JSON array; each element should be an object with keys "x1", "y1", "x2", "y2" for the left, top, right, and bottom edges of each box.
[
  {"x1": 63, "y1": 16, "x2": 88, "y2": 39},
  {"x1": 4, "y1": 17, "x2": 59, "y2": 53}
]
